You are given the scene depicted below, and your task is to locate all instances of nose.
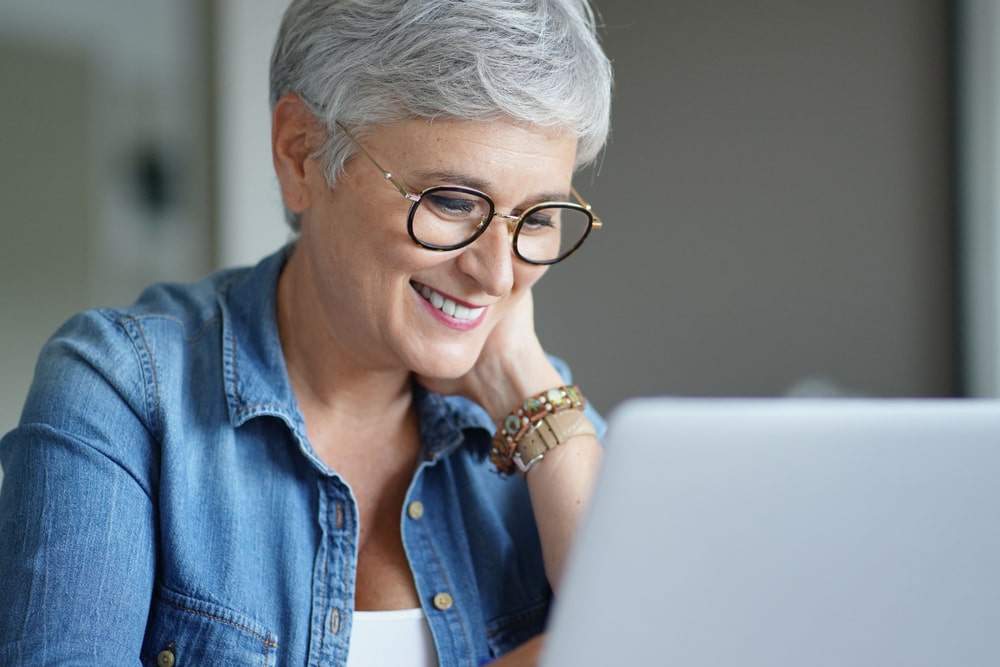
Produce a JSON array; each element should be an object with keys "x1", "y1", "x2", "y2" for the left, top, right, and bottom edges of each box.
[{"x1": 455, "y1": 213, "x2": 516, "y2": 297}]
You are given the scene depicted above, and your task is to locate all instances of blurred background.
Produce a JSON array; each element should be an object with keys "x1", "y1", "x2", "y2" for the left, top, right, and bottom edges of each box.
[{"x1": 1, "y1": 0, "x2": 998, "y2": 438}]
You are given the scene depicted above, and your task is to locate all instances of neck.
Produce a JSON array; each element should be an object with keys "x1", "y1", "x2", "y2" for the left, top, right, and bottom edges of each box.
[{"x1": 276, "y1": 245, "x2": 414, "y2": 428}]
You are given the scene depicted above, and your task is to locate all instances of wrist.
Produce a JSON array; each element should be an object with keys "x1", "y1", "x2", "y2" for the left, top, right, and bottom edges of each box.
[
  {"x1": 479, "y1": 347, "x2": 564, "y2": 422},
  {"x1": 489, "y1": 384, "x2": 590, "y2": 476}
]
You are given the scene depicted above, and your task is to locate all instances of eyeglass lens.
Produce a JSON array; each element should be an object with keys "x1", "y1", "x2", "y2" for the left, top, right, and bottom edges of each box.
[{"x1": 411, "y1": 187, "x2": 592, "y2": 263}]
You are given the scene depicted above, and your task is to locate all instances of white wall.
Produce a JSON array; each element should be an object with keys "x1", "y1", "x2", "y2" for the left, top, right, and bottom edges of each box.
[
  {"x1": 0, "y1": 0, "x2": 212, "y2": 304},
  {"x1": 215, "y1": 0, "x2": 291, "y2": 267}
]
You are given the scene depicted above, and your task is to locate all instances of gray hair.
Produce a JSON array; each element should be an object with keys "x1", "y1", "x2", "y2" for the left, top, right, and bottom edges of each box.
[{"x1": 270, "y1": 0, "x2": 613, "y2": 230}]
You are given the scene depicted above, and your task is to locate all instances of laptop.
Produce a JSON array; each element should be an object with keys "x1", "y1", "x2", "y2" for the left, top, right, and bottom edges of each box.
[{"x1": 541, "y1": 398, "x2": 1000, "y2": 666}]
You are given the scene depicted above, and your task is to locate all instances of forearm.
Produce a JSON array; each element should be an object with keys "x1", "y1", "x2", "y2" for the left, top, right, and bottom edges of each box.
[
  {"x1": 523, "y1": 429, "x2": 602, "y2": 589},
  {"x1": 476, "y1": 348, "x2": 603, "y2": 590}
]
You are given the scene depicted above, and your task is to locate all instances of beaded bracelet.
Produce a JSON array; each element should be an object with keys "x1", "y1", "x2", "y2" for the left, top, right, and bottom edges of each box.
[{"x1": 489, "y1": 384, "x2": 586, "y2": 475}]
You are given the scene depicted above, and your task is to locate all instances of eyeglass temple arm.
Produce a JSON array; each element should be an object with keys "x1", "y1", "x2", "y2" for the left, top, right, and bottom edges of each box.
[
  {"x1": 571, "y1": 187, "x2": 602, "y2": 229},
  {"x1": 335, "y1": 121, "x2": 421, "y2": 202}
]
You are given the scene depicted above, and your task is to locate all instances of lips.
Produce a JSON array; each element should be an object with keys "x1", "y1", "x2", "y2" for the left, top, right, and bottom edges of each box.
[{"x1": 412, "y1": 282, "x2": 486, "y2": 322}]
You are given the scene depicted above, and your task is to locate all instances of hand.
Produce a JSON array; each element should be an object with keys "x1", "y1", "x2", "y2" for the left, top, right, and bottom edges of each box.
[
  {"x1": 487, "y1": 634, "x2": 545, "y2": 667},
  {"x1": 417, "y1": 289, "x2": 563, "y2": 421}
]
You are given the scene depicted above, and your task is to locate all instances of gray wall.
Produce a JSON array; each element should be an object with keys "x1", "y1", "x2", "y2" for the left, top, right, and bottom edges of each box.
[
  {"x1": 536, "y1": 0, "x2": 956, "y2": 413},
  {"x1": 959, "y1": 0, "x2": 1000, "y2": 397}
]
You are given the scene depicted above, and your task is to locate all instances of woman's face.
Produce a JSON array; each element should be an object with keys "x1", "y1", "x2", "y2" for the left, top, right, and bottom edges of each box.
[{"x1": 291, "y1": 117, "x2": 579, "y2": 379}]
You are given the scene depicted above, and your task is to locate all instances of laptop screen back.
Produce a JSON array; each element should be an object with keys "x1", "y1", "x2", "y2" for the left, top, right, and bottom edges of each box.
[{"x1": 541, "y1": 399, "x2": 1000, "y2": 667}]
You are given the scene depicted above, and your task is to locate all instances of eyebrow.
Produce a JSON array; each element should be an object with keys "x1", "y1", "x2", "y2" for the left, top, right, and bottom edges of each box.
[{"x1": 409, "y1": 168, "x2": 570, "y2": 205}]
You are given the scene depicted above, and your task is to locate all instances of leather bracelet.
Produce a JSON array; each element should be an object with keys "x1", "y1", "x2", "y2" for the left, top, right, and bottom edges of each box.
[
  {"x1": 489, "y1": 384, "x2": 586, "y2": 476},
  {"x1": 513, "y1": 409, "x2": 596, "y2": 474}
]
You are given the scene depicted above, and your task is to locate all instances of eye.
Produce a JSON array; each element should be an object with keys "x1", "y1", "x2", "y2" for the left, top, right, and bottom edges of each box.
[
  {"x1": 521, "y1": 209, "x2": 557, "y2": 231},
  {"x1": 425, "y1": 193, "x2": 482, "y2": 220}
]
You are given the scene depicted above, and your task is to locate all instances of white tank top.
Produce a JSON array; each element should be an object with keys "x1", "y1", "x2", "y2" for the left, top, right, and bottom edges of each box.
[{"x1": 345, "y1": 607, "x2": 438, "y2": 667}]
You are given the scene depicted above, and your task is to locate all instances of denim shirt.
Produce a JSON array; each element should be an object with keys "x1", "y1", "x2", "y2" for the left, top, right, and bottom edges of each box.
[{"x1": 0, "y1": 247, "x2": 605, "y2": 667}]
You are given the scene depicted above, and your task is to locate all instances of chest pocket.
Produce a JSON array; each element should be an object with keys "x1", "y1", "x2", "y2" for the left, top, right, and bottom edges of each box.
[{"x1": 141, "y1": 586, "x2": 279, "y2": 667}]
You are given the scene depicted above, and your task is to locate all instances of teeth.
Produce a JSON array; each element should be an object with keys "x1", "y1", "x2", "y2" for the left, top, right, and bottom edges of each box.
[{"x1": 417, "y1": 284, "x2": 485, "y2": 321}]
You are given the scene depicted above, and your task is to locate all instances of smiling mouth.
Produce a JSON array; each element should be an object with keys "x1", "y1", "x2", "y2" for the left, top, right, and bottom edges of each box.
[{"x1": 412, "y1": 282, "x2": 487, "y2": 322}]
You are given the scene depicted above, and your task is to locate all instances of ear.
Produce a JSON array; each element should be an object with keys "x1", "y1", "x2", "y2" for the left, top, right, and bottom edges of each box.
[{"x1": 272, "y1": 93, "x2": 325, "y2": 214}]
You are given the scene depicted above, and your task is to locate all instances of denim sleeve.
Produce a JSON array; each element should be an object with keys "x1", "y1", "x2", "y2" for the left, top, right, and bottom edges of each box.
[{"x1": 0, "y1": 310, "x2": 158, "y2": 665}]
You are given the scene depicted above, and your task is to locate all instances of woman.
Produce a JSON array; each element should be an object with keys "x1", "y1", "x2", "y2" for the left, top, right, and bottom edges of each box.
[{"x1": 0, "y1": 0, "x2": 613, "y2": 664}]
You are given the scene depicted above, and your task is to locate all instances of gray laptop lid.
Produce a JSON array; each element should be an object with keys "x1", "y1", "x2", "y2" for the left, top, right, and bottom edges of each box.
[{"x1": 541, "y1": 399, "x2": 1000, "y2": 667}]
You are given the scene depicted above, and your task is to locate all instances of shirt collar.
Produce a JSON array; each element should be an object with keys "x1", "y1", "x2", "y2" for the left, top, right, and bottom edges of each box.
[
  {"x1": 219, "y1": 245, "x2": 303, "y2": 433},
  {"x1": 413, "y1": 384, "x2": 496, "y2": 461}
]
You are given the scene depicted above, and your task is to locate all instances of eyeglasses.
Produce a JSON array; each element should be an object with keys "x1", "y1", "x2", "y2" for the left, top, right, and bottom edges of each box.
[{"x1": 336, "y1": 122, "x2": 602, "y2": 265}]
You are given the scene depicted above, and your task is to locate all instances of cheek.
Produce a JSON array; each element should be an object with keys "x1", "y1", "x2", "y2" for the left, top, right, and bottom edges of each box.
[
  {"x1": 513, "y1": 264, "x2": 549, "y2": 293},
  {"x1": 316, "y1": 210, "x2": 421, "y2": 276}
]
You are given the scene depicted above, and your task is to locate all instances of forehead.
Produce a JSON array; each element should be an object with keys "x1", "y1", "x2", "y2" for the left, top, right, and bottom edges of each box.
[{"x1": 362, "y1": 118, "x2": 579, "y2": 196}]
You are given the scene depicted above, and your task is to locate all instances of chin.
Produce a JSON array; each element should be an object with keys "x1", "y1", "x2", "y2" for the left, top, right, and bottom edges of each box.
[
  {"x1": 407, "y1": 343, "x2": 480, "y2": 380},
  {"x1": 412, "y1": 357, "x2": 476, "y2": 381}
]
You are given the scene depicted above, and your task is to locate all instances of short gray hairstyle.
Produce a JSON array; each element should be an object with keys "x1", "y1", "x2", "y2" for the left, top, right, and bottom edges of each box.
[{"x1": 270, "y1": 0, "x2": 614, "y2": 230}]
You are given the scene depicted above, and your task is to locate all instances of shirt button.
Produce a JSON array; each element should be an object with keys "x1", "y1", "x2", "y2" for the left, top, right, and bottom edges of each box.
[
  {"x1": 433, "y1": 592, "x2": 454, "y2": 611},
  {"x1": 157, "y1": 649, "x2": 176, "y2": 667},
  {"x1": 330, "y1": 608, "x2": 341, "y2": 634},
  {"x1": 407, "y1": 501, "x2": 424, "y2": 520}
]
